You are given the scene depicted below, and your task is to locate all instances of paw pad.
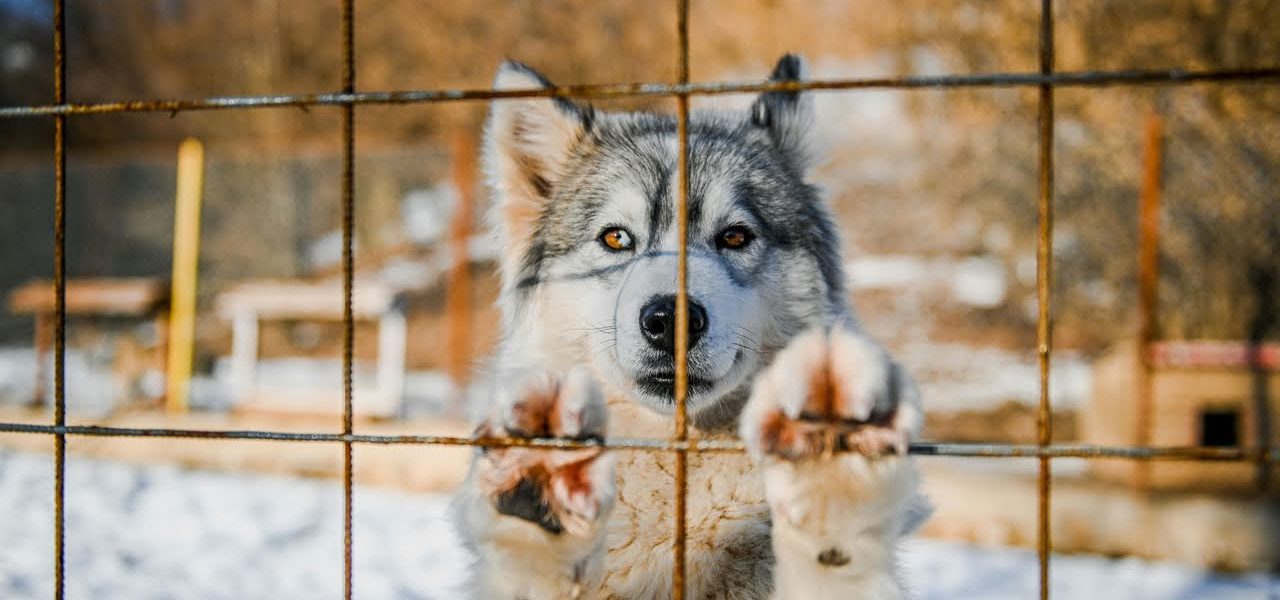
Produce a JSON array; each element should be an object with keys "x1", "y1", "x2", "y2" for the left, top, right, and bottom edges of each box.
[{"x1": 816, "y1": 547, "x2": 851, "y2": 567}]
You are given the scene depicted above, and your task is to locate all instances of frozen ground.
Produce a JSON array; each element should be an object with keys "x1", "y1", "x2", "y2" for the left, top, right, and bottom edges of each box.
[
  {"x1": 899, "y1": 341, "x2": 1093, "y2": 412},
  {"x1": 2, "y1": 451, "x2": 1276, "y2": 600},
  {"x1": 0, "y1": 347, "x2": 121, "y2": 417}
]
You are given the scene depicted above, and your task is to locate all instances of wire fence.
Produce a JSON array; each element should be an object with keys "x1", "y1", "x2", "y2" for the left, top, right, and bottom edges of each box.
[{"x1": 2, "y1": 0, "x2": 1279, "y2": 599}]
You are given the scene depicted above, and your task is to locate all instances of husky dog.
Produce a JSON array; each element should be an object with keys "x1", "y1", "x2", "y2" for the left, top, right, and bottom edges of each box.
[{"x1": 453, "y1": 54, "x2": 926, "y2": 600}]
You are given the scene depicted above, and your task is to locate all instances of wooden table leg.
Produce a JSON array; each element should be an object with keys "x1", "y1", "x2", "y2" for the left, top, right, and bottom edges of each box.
[
  {"x1": 152, "y1": 309, "x2": 171, "y2": 408},
  {"x1": 31, "y1": 312, "x2": 52, "y2": 409}
]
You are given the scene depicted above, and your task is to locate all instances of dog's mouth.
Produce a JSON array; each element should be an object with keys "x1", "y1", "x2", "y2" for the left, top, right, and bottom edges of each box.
[
  {"x1": 634, "y1": 372, "x2": 716, "y2": 401},
  {"x1": 629, "y1": 348, "x2": 753, "y2": 405}
]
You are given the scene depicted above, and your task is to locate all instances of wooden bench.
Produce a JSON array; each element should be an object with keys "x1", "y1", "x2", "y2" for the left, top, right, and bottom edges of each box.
[
  {"x1": 8, "y1": 277, "x2": 169, "y2": 407},
  {"x1": 215, "y1": 280, "x2": 406, "y2": 418}
]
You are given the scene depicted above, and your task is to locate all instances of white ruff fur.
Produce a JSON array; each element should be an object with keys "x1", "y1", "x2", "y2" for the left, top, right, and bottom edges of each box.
[{"x1": 599, "y1": 400, "x2": 771, "y2": 599}]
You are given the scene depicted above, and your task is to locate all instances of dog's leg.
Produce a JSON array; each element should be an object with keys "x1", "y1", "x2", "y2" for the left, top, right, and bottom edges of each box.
[
  {"x1": 455, "y1": 368, "x2": 615, "y2": 600},
  {"x1": 740, "y1": 327, "x2": 925, "y2": 600}
]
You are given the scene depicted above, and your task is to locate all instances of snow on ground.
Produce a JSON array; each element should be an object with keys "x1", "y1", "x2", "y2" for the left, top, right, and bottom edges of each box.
[
  {"x1": 906, "y1": 540, "x2": 1278, "y2": 600},
  {"x1": 898, "y1": 341, "x2": 1093, "y2": 412},
  {"x1": 848, "y1": 255, "x2": 1008, "y2": 309},
  {"x1": 0, "y1": 450, "x2": 469, "y2": 600},
  {"x1": 0, "y1": 347, "x2": 120, "y2": 416},
  {"x1": 841, "y1": 254, "x2": 1095, "y2": 413},
  {"x1": 2, "y1": 450, "x2": 1276, "y2": 600}
]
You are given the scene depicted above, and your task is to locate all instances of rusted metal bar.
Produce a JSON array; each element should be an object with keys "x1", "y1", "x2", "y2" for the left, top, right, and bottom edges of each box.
[
  {"x1": 2, "y1": 68, "x2": 1279, "y2": 119},
  {"x1": 671, "y1": 1, "x2": 691, "y2": 598},
  {"x1": 1035, "y1": 1, "x2": 1056, "y2": 599},
  {"x1": 5, "y1": 422, "x2": 1279, "y2": 462},
  {"x1": 1135, "y1": 111, "x2": 1164, "y2": 491},
  {"x1": 52, "y1": 0, "x2": 68, "y2": 595},
  {"x1": 340, "y1": 0, "x2": 356, "y2": 597},
  {"x1": 906, "y1": 442, "x2": 1280, "y2": 462}
]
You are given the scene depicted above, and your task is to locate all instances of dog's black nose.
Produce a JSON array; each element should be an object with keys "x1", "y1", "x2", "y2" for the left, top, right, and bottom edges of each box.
[{"x1": 638, "y1": 295, "x2": 708, "y2": 354}]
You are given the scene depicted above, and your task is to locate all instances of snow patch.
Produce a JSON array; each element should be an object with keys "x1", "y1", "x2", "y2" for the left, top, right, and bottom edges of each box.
[{"x1": 1, "y1": 451, "x2": 1273, "y2": 599}]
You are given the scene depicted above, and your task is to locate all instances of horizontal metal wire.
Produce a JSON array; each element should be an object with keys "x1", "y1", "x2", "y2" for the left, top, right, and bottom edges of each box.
[
  {"x1": 1, "y1": 67, "x2": 1278, "y2": 119},
  {"x1": 2, "y1": 421, "x2": 1277, "y2": 462}
]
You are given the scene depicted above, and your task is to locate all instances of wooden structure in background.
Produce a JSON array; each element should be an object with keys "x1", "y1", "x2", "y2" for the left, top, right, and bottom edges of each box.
[
  {"x1": 1085, "y1": 341, "x2": 1280, "y2": 494},
  {"x1": 8, "y1": 278, "x2": 169, "y2": 407},
  {"x1": 215, "y1": 280, "x2": 405, "y2": 418}
]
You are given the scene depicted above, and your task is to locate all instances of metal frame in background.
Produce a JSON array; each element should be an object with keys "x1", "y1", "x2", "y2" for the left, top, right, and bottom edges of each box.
[{"x1": 1, "y1": 0, "x2": 1279, "y2": 599}]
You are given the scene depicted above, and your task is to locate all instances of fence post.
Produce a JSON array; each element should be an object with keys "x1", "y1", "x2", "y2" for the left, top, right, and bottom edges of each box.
[
  {"x1": 1135, "y1": 111, "x2": 1163, "y2": 490},
  {"x1": 445, "y1": 130, "x2": 476, "y2": 412},
  {"x1": 166, "y1": 137, "x2": 205, "y2": 414}
]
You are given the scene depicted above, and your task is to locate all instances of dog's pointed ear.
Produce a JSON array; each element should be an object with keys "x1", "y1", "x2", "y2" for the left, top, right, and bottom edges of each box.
[
  {"x1": 750, "y1": 54, "x2": 814, "y2": 174},
  {"x1": 484, "y1": 61, "x2": 594, "y2": 284}
]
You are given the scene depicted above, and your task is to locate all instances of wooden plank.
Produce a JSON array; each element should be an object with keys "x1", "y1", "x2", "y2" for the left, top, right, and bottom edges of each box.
[
  {"x1": 8, "y1": 277, "x2": 167, "y2": 316},
  {"x1": 216, "y1": 280, "x2": 395, "y2": 320},
  {"x1": 235, "y1": 384, "x2": 398, "y2": 418},
  {"x1": 1152, "y1": 341, "x2": 1280, "y2": 371}
]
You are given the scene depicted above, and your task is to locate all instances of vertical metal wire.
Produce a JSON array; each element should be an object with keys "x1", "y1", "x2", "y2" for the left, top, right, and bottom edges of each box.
[
  {"x1": 52, "y1": 0, "x2": 68, "y2": 596},
  {"x1": 671, "y1": 0, "x2": 691, "y2": 598},
  {"x1": 1035, "y1": 1, "x2": 1056, "y2": 599},
  {"x1": 340, "y1": 0, "x2": 356, "y2": 597}
]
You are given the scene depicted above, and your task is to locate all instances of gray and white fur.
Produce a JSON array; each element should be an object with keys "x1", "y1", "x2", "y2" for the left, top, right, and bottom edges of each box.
[{"x1": 453, "y1": 54, "x2": 926, "y2": 600}]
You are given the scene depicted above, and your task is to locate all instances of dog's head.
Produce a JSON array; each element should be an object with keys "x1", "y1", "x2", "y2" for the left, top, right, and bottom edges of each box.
[{"x1": 484, "y1": 55, "x2": 848, "y2": 421}]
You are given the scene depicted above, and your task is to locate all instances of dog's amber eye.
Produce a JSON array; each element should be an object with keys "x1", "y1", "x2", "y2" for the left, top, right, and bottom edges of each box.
[
  {"x1": 716, "y1": 226, "x2": 753, "y2": 250},
  {"x1": 599, "y1": 227, "x2": 635, "y2": 251}
]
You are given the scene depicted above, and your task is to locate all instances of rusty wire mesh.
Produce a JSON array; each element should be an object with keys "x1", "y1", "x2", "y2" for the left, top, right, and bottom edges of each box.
[{"x1": 1, "y1": 0, "x2": 1279, "y2": 599}]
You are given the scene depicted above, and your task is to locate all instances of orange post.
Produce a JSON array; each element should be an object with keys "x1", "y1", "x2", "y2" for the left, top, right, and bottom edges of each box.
[
  {"x1": 1135, "y1": 112, "x2": 1163, "y2": 489},
  {"x1": 444, "y1": 131, "x2": 476, "y2": 410}
]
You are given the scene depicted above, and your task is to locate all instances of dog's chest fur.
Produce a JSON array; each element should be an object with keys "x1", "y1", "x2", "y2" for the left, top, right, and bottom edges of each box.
[{"x1": 600, "y1": 397, "x2": 774, "y2": 599}]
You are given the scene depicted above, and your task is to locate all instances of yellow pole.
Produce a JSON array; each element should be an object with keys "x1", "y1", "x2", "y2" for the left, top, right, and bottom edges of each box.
[{"x1": 166, "y1": 138, "x2": 204, "y2": 414}]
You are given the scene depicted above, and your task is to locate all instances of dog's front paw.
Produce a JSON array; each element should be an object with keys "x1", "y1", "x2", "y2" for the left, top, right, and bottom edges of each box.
[
  {"x1": 741, "y1": 327, "x2": 920, "y2": 462},
  {"x1": 474, "y1": 368, "x2": 615, "y2": 539},
  {"x1": 740, "y1": 327, "x2": 921, "y2": 539}
]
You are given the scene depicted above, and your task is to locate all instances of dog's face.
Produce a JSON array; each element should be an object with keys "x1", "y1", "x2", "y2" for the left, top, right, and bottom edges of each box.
[{"x1": 485, "y1": 55, "x2": 848, "y2": 419}]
